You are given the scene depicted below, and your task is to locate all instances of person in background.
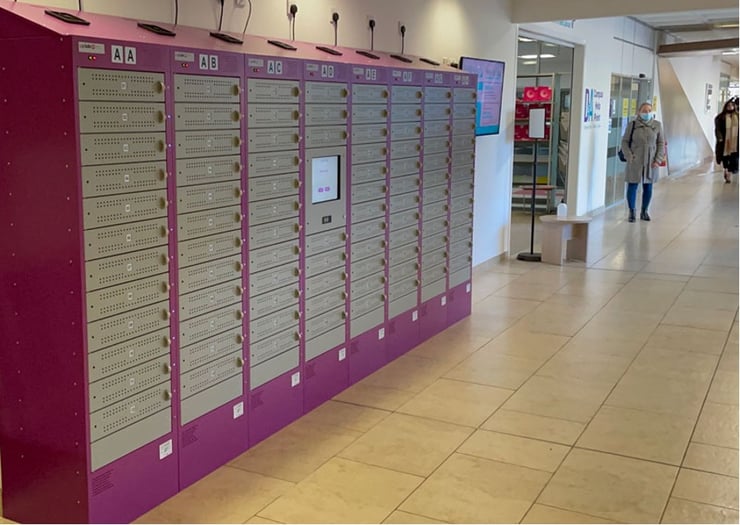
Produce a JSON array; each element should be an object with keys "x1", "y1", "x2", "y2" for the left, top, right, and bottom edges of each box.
[
  {"x1": 621, "y1": 102, "x2": 665, "y2": 222},
  {"x1": 714, "y1": 97, "x2": 739, "y2": 183}
]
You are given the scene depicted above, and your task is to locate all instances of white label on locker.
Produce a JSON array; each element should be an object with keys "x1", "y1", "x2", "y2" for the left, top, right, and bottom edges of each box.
[
  {"x1": 412, "y1": 310, "x2": 418, "y2": 322},
  {"x1": 378, "y1": 328, "x2": 385, "y2": 340},
  {"x1": 267, "y1": 60, "x2": 283, "y2": 75},
  {"x1": 306, "y1": 64, "x2": 319, "y2": 72},
  {"x1": 125, "y1": 47, "x2": 137, "y2": 65},
  {"x1": 175, "y1": 51, "x2": 195, "y2": 62},
  {"x1": 199, "y1": 54, "x2": 209, "y2": 70},
  {"x1": 79, "y1": 42, "x2": 105, "y2": 54},
  {"x1": 393, "y1": 71, "x2": 401, "y2": 78},
  {"x1": 321, "y1": 65, "x2": 335, "y2": 78},
  {"x1": 338, "y1": 348, "x2": 346, "y2": 361},
  {"x1": 441, "y1": 296, "x2": 447, "y2": 306},
  {"x1": 434, "y1": 73, "x2": 444, "y2": 84},
  {"x1": 249, "y1": 58, "x2": 264, "y2": 67},
  {"x1": 210, "y1": 55, "x2": 219, "y2": 71},
  {"x1": 466, "y1": 283, "x2": 471, "y2": 293},
  {"x1": 353, "y1": 67, "x2": 363, "y2": 75},
  {"x1": 111, "y1": 45, "x2": 124, "y2": 63},
  {"x1": 159, "y1": 439, "x2": 173, "y2": 460},
  {"x1": 402, "y1": 72, "x2": 413, "y2": 83},
  {"x1": 291, "y1": 372, "x2": 300, "y2": 387},
  {"x1": 233, "y1": 401, "x2": 244, "y2": 419},
  {"x1": 365, "y1": 68, "x2": 377, "y2": 81}
]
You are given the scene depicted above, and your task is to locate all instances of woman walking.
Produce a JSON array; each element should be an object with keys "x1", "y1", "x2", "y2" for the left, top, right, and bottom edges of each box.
[{"x1": 714, "y1": 98, "x2": 739, "y2": 183}]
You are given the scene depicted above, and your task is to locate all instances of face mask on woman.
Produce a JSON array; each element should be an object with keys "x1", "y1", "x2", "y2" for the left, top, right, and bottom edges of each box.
[
  {"x1": 639, "y1": 112, "x2": 652, "y2": 121},
  {"x1": 727, "y1": 105, "x2": 736, "y2": 113}
]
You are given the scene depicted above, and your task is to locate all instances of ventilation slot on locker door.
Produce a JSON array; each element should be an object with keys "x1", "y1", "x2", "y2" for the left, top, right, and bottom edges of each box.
[
  {"x1": 210, "y1": 32, "x2": 243, "y2": 45},
  {"x1": 44, "y1": 10, "x2": 90, "y2": 25},
  {"x1": 137, "y1": 23, "x2": 176, "y2": 36}
]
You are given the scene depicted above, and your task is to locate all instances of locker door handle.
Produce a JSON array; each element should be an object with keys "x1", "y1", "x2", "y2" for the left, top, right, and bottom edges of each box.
[
  {"x1": 236, "y1": 357, "x2": 245, "y2": 368},
  {"x1": 235, "y1": 261, "x2": 244, "y2": 272},
  {"x1": 232, "y1": 111, "x2": 242, "y2": 122},
  {"x1": 163, "y1": 390, "x2": 172, "y2": 401},
  {"x1": 163, "y1": 363, "x2": 172, "y2": 374},
  {"x1": 160, "y1": 282, "x2": 171, "y2": 293},
  {"x1": 159, "y1": 198, "x2": 168, "y2": 209},
  {"x1": 237, "y1": 334, "x2": 245, "y2": 344},
  {"x1": 232, "y1": 85, "x2": 242, "y2": 96},
  {"x1": 155, "y1": 81, "x2": 165, "y2": 94},
  {"x1": 158, "y1": 169, "x2": 167, "y2": 181},
  {"x1": 162, "y1": 336, "x2": 171, "y2": 348}
]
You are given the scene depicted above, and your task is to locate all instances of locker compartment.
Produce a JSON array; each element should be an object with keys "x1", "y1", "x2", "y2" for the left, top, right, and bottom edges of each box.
[
  {"x1": 175, "y1": 103, "x2": 241, "y2": 131},
  {"x1": 390, "y1": 157, "x2": 421, "y2": 178},
  {"x1": 450, "y1": 209, "x2": 474, "y2": 228},
  {"x1": 350, "y1": 307, "x2": 384, "y2": 339},
  {"x1": 350, "y1": 218, "x2": 386, "y2": 243},
  {"x1": 81, "y1": 133, "x2": 166, "y2": 166},
  {"x1": 423, "y1": 152, "x2": 449, "y2": 172},
  {"x1": 424, "y1": 119, "x2": 451, "y2": 138},
  {"x1": 177, "y1": 182, "x2": 242, "y2": 214},
  {"x1": 247, "y1": 105, "x2": 300, "y2": 128},
  {"x1": 178, "y1": 231, "x2": 242, "y2": 269},
  {"x1": 389, "y1": 192, "x2": 420, "y2": 212},
  {"x1": 305, "y1": 104, "x2": 349, "y2": 126},
  {"x1": 180, "y1": 327, "x2": 242, "y2": 371},
  {"x1": 88, "y1": 355, "x2": 170, "y2": 412},
  {"x1": 352, "y1": 180, "x2": 387, "y2": 204},
  {"x1": 389, "y1": 275, "x2": 419, "y2": 299},
  {"x1": 249, "y1": 172, "x2": 299, "y2": 202},
  {"x1": 350, "y1": 273, "x2": 385, "y2": 300},
  {"x1": 422, "y1": 249, "x2": 447, "y2": 269},
  {"x1": 389, "y1": 209, "x2": 419, "y2": 231},
  {"x1": 249, "y1": 216, "x2": 299, "y2": 251},
  {"x1": 84, "y1": 217, "x2": 168, "y2": 261},
  {"x1": 179, "y1": 255, "x2": 242, "y2": 295},
  {"x1": 78, "y1": 68, "x2": 165, "y2": 102},
  {"x1": 305, "y1": 228, "x2": 346, "y2": 257},
  {"x1": 450, "y1": 224, "x2": 473, "y2": 244},
  {"x1": 351, "y1": 123, "x2": 388, "y2": 145},
  {"x1": 305, "y1": 81, "x2": 349, "y2": 103},
  {"x1": 388, "y1": 243, "x2": 419, "y2": 267},
  {"x1": 305, "y1": 325, "x2": 345, "y2": 361},
  {"x1": 422, "y1": 280, "x2": 446, "y2": 302},
  {"x1": 351, "y1": 236, "x2": 386, "y2": 262},
  {"x1": 452, "y1": 134, "x2": 476, "y2": 151},
  {"x1": 305, "y1": 126, "x2": 348, "y2": 148},
  {"x1": 82, "y1": 161, "x2": 167, "y2": 198},
  {"x1": 175, "y1": 74, "x2": 241, "y2": 103},
  {"x1": 351, "y1": 198, "x2": 386, "y2": 224},
  {"x1": 453, "y1": 88, "x2": 476, "y2": 103},
  {"x1": 423, "y1": 220, "x2": 448, "y2": 243},
  {"x1": 389, "y1": 259, "x2": 419, "y2": 282},
  {"x1": 252, "y1": 330, "x2": 299, "y2": 366},
  {"x1": 422, "y1": 199, "x2": 449, "y2": 220},
  {"x1": 389, "y1": 292, "x2": 417, "y2": 319},
  {"x1": 452, "y1": 119, "x2": 476, "y2": 136},
  {"x1": 250, "y1": 282, "x2": 299, "y2": 320},
  {"x1": 423, "y1": 184, "x2": 448, "y2": 205},
  {"x1": 452, "y1": 149, "x2": 476, "y2": 167},
  {"x1": 79, "y1": 102, "x2": 165, "y2": 134},
  {"x1": 178, "y1": 206, "x2": 242, "y2": 241},
  {"x1": 176, "y1": 131, "x2": 241, "y2": 159},
  {"x1": 306, "y1": 250, "x2": 346, "y2": 277},
  {"x1": 251, "y1": 348, "x2": 299, "y2": 390},
  {"x1": 247, "y1": 78, "x2": 300, "y2": 103},
  {"x1": 85, "y1": 246, "x2": 169, "y2": 292},
  {"x1": 305, "y1": 267, "x2": 346, "y2": 298},
  {"x1": 351, "y1": 161, "x2": 387, "y2": 185},
  {"x1": 250, "y1": 307, "x2": 299, "y2": 344},
  {"x1": 450, "y1": 252, "x2": 472, "y2": 273},
  {"x1": 89, "y1": 384, "x2": 170, "y2": 442},
  {"x1": 423, "y1": 103, "x2": 451, "y2": 121},
  {"x1": 249, "y1": 239, "x2": 299, "y2": 272},
  {"x1": 449, "y1": 238, "x2": 472, "y2": 259},
  {"x1": 424, "y1": 87, "x2": 452, "y2": 103},
  {"x1": 449, "y1": 266, "x2": 472, "y2": 288},
  {"x1": 389, "y1": 173, "x2": 420, "y2": 195},
  {"x1": 351, "y1": 105, "x2": 388, "y2": 124},
  {"x1": 423, "y1": 136, "x2": 450, "y2": 155},
  {"x1": 421, "y1": 262, "x2": 447, "y2": 283},
  {"x1": 82, "y1": 190, "x2": 167, "y2": 229},
  {"x1": 351, "y1": 143, "x2": 387, "y2": 165},
  {"x1": 179, "y1": 304, "x2": 243, "y2": 348},
  {"x1": 249, "y1": 196, "x2": 299, "y2": 226},
  {"x1": 181, "y1": 372, "x2": 243, "y2": 424},
  {"x1": 86, "y1": 275, "x2": 170, "y2": 323},
  {"x1": 248, "y1": 150, "x2": 300, "y2": 178},
  {"x1": 451, "y1": 180, "x2": 475, "y2": 198},
  {"x1": 305, "y1": 309, "x2": 345, "y2": 340},
  {"x1": 390, "y1": 122, "x2": 422, "y2": 141},
  {"x1": 424, "y1": 169, "x2": 449, "y2": 189},
  {"x1": 453, "y1": 103, "x2": 477, "y2": 119},
  {"x1": 352, "y1": 84, "x2": 389, "y2": 103},
  {"x1": 87, "y1": 301, "x2": 170, "y2": 353},
  {"x1": 179, "y1": 279, "x2": 243, "y2": 321},
  {"x1": 351, "y1": 292, "x2": 385, "y2": 319},
  {"x1": 250, "y1": 263, "x2": 299, "y2": 297},
  {"x1": 306, "y1": 288, "x2": 346, "y2": 319},
  {"x1": 390, "y1": 104, "x2": 422, "y2": 123},
  {"x1": 177, "y1": 156, "x2": 241, "y2": 186},
  {"x1": 389, "y1": 225, "x2": 420, "y2": 247},
  {"x1": 391, "y1": 86, "x2": 423, "y2": 103},
  {"x1": 422, "y1": 232, "x2": 448, "y2": 252},
  {"x1": 350, "y1": 256, "x2": 385, "y2": 281},
  {"x1": 452, "y1": 164, "x2": 475, "y2": 181},
  {"x1": 451, "y1": 195, "x2": 474, "y2": 214},
  {"x1": 248, "y1": 128, "x2": 300, "y2": 154},
  {"x1": 88, "y1": 329, "x2": 171, "y2": 384}
]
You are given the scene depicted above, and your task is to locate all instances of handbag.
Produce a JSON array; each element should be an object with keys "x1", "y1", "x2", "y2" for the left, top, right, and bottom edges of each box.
[{"x1": 618, "y1": 121, "x2": 635, "y2": 162}]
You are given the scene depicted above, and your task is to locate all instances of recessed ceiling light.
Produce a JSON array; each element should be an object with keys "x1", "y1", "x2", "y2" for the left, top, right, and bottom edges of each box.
[
  {"x1": 518, "y1": 37, "x2": 535, "y2": 42},
  {"x1": 539, "y1": 54, "x2": 556, "y2": 58},
  {"x1": 722, "y1": 50, "x2": 739, "y2": 55},
  {"x1": 521, "y1": 60, "x2": 537, "y2": 65},
  {"x1": 518, "y1": 54, "x2": 538, "y2": 59},
  {"x1": 716, "y1": 23, "x2": 739, "y2": 28}
]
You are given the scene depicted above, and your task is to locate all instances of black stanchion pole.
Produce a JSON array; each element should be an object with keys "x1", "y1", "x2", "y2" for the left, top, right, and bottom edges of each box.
[{"x1": 517, "y1": 136, "x2": 542, "y2": 262}]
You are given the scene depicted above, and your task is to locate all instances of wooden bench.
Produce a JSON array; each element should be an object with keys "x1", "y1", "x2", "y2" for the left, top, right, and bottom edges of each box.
[{"x1": 539, "y1": 215, "x2": 592, "y2": 265}]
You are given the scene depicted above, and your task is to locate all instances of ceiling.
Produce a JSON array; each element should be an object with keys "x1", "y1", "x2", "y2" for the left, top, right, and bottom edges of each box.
[{"x1": 633, "y1": 8, "x2": 739, "y2": 42}]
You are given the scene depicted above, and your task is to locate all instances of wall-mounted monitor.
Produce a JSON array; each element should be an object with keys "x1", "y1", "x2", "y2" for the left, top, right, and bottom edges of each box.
[
  {"x1": 459, "y1": 56, "x2": 506, "y2": 136},
  {"x1": 311, "y1": 156, "x2": 340, "y2": 204},
  {"x1": 305, "y1": 148, "x2": 346, "y2": 235}
]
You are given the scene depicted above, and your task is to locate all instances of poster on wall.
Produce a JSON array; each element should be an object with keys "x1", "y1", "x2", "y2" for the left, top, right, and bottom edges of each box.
[
  {"x1": 705, "y1": 83, "x2": 713, "y2": 113},
  {"x1": 583, "y1": 88, "x2": 604, "y2": 126}
]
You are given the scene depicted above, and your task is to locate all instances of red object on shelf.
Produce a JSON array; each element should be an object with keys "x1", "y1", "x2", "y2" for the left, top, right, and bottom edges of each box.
[
  {"x1": 537, "y1": 86, "x2": 552, "y2": 101},
  {"x1": 514, "y1": 124, "x2": 529, "y2": 140},
  {"x1": 515, "y1": 103, "x2": 528, "y2": 119},
  {"x1": 523, "y1": 86, "x2": 538, "y2": 101}
]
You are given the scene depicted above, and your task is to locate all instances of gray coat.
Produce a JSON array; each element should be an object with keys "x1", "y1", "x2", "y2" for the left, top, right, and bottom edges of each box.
[{"x1": 621, "y1": 118, "x2": 665, "y2": 183}]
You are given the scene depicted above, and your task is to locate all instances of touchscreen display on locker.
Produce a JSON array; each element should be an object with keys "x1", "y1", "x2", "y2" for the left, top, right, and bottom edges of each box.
[
  {"x1": 305, "y1": 147, "x2": 347, "y2": 235},
  {"x1": 311, "y1": 156, "x2": 340, "y2": 204}
]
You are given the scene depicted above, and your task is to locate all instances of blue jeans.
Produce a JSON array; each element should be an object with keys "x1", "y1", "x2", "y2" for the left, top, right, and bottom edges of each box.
[{"x1": 626, "y1": 182, "x2": 652, "y2": 211}]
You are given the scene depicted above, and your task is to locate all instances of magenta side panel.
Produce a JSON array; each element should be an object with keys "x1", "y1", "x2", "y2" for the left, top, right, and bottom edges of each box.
[
  {"x1": 304, "y1": 346, "x2": 349, "y2": 412},
  {"x1": 386, "y1": 311, "x2": 421, "y2": 361},
  {"x1": 249, "y1": 370, "x2": 303, "y2": 446},
  {"x1": 447, "y1": 281, "x2": 472, "y2": 325},
  {"x1": 348, "y1": 328, "x2": 388, "y2": 383},
  {"x1": 420, "y1": 295, "x2": 449, "y2": 341}
]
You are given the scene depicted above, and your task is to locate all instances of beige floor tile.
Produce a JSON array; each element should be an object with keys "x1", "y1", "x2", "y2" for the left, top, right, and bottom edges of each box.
[
  {"x1": 338, "y1": 413, "x2": 472, "y2": 477},
  {"x1": 400, "y1": 453, "x2": 550, "y2": 523},
  {"x1": 662, "y1": 498, "x2": 740, "y2": 524},
  {"x1": 446, "y1": 311, "x2": 514, "y2": 340},
  {"x1": 493, "y1": 280, "x2": 563, "y2": 302},
  {"x1": 515, "y1": 302, "x2": 596, "y2": 337},
  {"x1": 382, "y1": 510, "x2": 447, "y2": 523},
  {"x1": 244, "y1": 516, "x2": 282, "y2": 524},
  {"x1": 606, "y1": 372, "x2": 709, "y2": 418},
  {"x1": 630, "y1": 347, "x2": 719, "y2": 385},
  {"x1": 684, "y1": 443, "x2": 739, "y2": 477},
  {"x1": 135, "y1": 467, "x2": 293, "y2": 524},
  {"x1": 502, "y1": 375, "x2": 613, "y2": 423},
  {"x1": 406, "y1": 330, "x2": 490, "y2": 365},
  {"x1": 645, "y1": 324, "x2": 728, "y2": 355},
  {"x1": 537, "y1": 349, "x2": 632, "y2": 385},
  {"x1": 458, "y1": 429, "x2": 569, "y2": 472},
  {"x1": 562, "y1": 335, "x2": 645, "y2": 359},
  {"x1": 605, "y1": 290, "x2": 678, "y2": 314},
  {"x1": 693, "y1": 402, "x2": 739, "y2": 449},
  {"x1": 333, "y1": 382, "x2": 415, "y2": 411},
  {"x1": 554, "y1": 280, "x2": 625, "y2": 299},
  {"x1": 634, "y1": 272, "x2": 691, "y2": 282},
  {"x1": 300, "y1": 400, "x2": 390, "y2": 433},
  {"x1": 260, "y1": 458, "x2": 423, "y2": 524},
  {"x1": 538, "y1": 448, "x2": 678, "y2": 523},
  {"x1": 522, "y1": 504, "x2": 617, "y2": 524},
  {"x1": 707, "y1": 370, "x2": 739, "y2": 405},
  {"x1": 478, "y1": 325, "x2": 570, "y2": 362},
  {"x1": 694, "y1": 265, "x2": 739, "y2": 279},
  {"x1": 397, "y1": 378, "x2": 513, "y2": 427},
  {"x1": 719, "y1": 348, "x2": 739, "y2": 371},
  {"x1": 443, "y1": 351, "x2": 542, "y2": 390},
  {"x1": 672, "y1": 468, "x2": 739, "y2": 510},
  {"x1": 229, "y1": 419, "x2": 362, "y2": 482},
  {"x1": 475, "y1": 295, "x2": 542, "y2": 320},
  {"x1": 686, "y1": 276, "x2": 740, "y2": 294},
  {"x1": 675, "y1": 290, "x2": 739, "y2": 312},
  {"x1": 482, "y1": 409, "x2": 585, "y2": 445},
  {"x1": 361, "y1": 354, "x2": 456, "y2": 394},
  {"x1": 663, "y1": 306, "x2": 737, "y2": 332},
  {"x1": 577, "y1": 406, "x2": 695, "y2": 465},
  {"x1": 577, "y1": 315, "x2": 659, "y2": 344}
]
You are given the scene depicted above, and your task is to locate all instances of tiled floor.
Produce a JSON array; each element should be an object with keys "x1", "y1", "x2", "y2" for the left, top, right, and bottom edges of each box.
[{"x1": 2, "y1": 166, "x2": 738, "y2": 524}]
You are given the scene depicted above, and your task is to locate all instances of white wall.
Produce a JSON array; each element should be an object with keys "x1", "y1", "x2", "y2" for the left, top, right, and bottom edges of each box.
[{"x1": 669, "y1": 55, "x2": 723, "y2": 146}]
